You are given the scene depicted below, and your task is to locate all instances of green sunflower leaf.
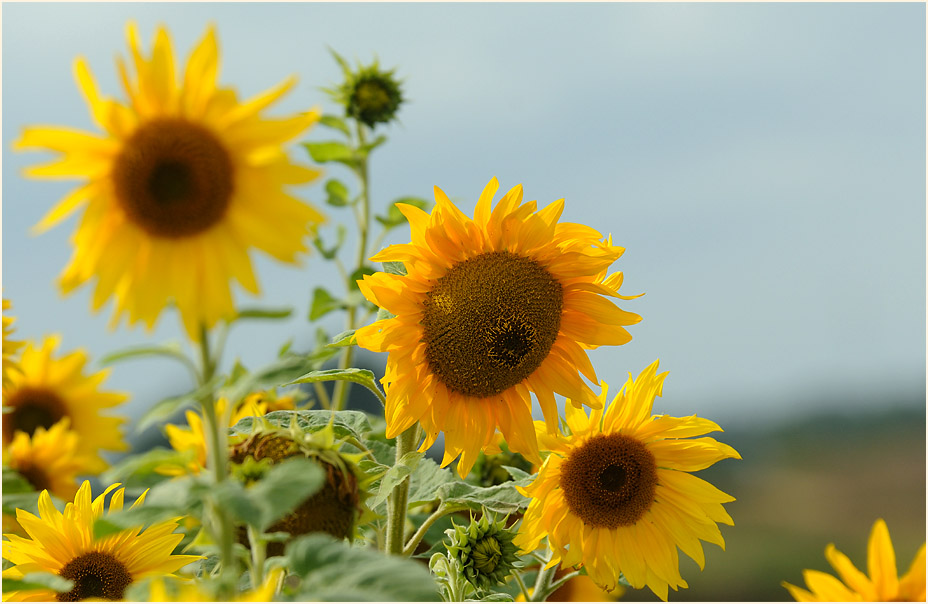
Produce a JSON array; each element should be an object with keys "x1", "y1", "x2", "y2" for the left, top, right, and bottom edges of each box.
[
  {"x1": 100, "y1": 446, "x2": 195, "y2": 488},
  {"x1": 2, "y1": 469, "x2": 34, "y2": 494},
  {"x1": 382, "y1": 261, "x2": 407, "y2": 276},
  {"x1": 375, "y1": 196, "x2": 430, "y2": 229},
  {"x1": 319, "y1": 114, "x2": 351, "y2": 138},
  {"x1": 2, "y1": 572, "x2": 73, "y2": 594},
  {"x1": 349, "y1": 266, "x2": 377, "y2": 290},
  {"x1": 436, "y1": 478, "x2": 532, "y2": 516},
  {"x1": 304, "y1": 141, "x2": 354, "y2": 163},
  {"x1": 93, "y1": 476, "x2": 210, "y2": 539},
  {"x1": 135, "y1": 375, "x2": 223, "y2": 433},
  {"x1": 309, "y1": 287, "x2": 346, "y2": 321},
  {"x1": 369, "y1": 451, "x2": 424, "y2": 508},
  {"x1": 233, "y1": 307, "x2": 294, "y2": 321},
  {"x1": 324, "y1": 179, "x2": 351, "y2": 207},
  {"x1": 98, "y1": 343, "x2": 198, "y2": 378},
  {"x1": 286, "y1": 533, "x2": 440, "y2": 601},
  {"x1": 358, "y1": 134, "x2": 387, "y2": 156},
  {"x1": 222, "y1": 349, "x2": 338, "y2": 405},
  {"x1": 313, "y1": 224, "x2": 347, "y2": 260},
  {"x1": 230, "y1": 410, "x2": 374, "y2": 444},
  {"x1": 284, "y1": 368, "x2": 384, "y2": 405},
  {"x1": 329, "y1": 329, "x2": 357, "y2": 348}
]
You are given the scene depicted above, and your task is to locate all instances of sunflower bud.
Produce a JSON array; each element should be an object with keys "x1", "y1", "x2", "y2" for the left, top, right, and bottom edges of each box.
[
  {"x1": 328, "y1": 51, "x2": 404, "y2": 128},
  {"x1": 445, "y1": 513, "x2": 521, "y2": 592}
]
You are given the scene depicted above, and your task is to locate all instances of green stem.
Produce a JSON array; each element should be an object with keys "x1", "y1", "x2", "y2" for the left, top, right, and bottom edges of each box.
[
  {"x1": 402, "y1": 503, "x2": 469, "y2": 556},
  {"x1": 530, "y1": 553, "x2": 560, "y2": 602},
  {"x1": 195, "y1": 325, "x2": 236, "y2": 597},
  {"x1": 385, "y1": 424, "x2": 417, "y2": 554},
  {"x1": 546, "y1": 570, "x2": 582, "y2": 595},
  {"x1": 246, "y1": 525, "x2": 266, "y2": 590},
  {"x1": 513, "y1": 571, "x2": 532, "y2": 602},
  {"x1": 332, "y1": 121, "x2": 372, "y2": 412}
]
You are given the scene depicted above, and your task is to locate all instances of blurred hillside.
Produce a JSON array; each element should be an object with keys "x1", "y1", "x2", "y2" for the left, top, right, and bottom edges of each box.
[{"x1": 622, "y1": 403, "x2": 926, "y2": 601}]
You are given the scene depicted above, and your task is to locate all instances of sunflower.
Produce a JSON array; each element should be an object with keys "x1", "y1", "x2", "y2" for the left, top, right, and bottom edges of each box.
[
  {"x1": 160, "y1": 395, "x2": 277, "y2": 476},
  {"x1": 146, "y1": 569, "x2": 284, "y2": 602},
  {"x1": 516, "y1": 571, "x2": 624, "y2": 602},
  {"x1": 783, "y1": 518, "x2": 926, "y2": 602},
  {"x1": 2, "y1": 480, "x2": 200, "y2": 601},
  {"x1": 13, "y1": 23, "x2": 324, "y2": 339},
  {"x1": 513, "y1": 360, "x2": 740, "y2": 601},
  {"x1": 2, "y1": 336, "x2": 127, "y2": 473},
  {"x1": 356, "y1": 178, "x2": 641, "y2": 477},
  {"x1": 2, "y1": 299, "x2": 24, "y2": 387},
  {"x1": 3, "y1": 418, "x2": 94, "y2": 500}
]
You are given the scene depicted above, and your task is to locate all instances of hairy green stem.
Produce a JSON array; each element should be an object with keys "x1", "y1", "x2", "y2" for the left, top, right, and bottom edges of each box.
[
  {"x1": 332, "y1": 121, "x2": 372, "y2": 411},
  {"x1": 545, "y1": 570, "x2": 582, "y2": 596},
  {"x1": 402, "y1": 503, "x2": 469, "y2": 556},
  {"x1": 530, "y1": 553, "x2": 560, "y2": 602},
  {"x1": 385, "y1": 424, "x2": 418, "y2": 554},
  {"x1": 196, "y1": 325, "x2": 236, "y2": 597},
  {"x1": 246, "y1": 524, "x2": 266, "y2": 590},
  {"x1": 513, "y1": 571, "x2": 532, "y2": 602}
]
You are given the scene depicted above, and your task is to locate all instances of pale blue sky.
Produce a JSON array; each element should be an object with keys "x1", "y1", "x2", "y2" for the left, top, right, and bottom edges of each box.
[{"x1": 3, "y1": 3, "x2": 925, "y2": 436}]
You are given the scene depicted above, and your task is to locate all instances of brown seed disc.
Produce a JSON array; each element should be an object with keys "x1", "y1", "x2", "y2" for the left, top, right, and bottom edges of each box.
[
  {"x1": 3, "y1": 387, "x2": 67, "y2": 444},
  {"x1": 16, "y1": 463, "x2": 52, "y2": 493},
  {"x1": 559, "y1": 433, "x2": 658, "y2": 529},
  {"x1": 421, "y1": 251, "x2": 563, "y2": 398},
  {"x1": 56, "y1": 551, "x2": 132, "y2": 601},
  {"x1": 112, "y1": 118, "x2": 234, "y2": 238}
]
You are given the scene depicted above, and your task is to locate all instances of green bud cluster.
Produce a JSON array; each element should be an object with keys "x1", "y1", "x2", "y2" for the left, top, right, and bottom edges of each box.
[{"x1": 444, "y1": 513, "x2": 521, "y2": 592}]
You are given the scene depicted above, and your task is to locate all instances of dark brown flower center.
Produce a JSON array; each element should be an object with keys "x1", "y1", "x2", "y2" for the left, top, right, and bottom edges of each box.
[
  {"x1": 112, "y1": 118, "x2": 234, "y2": 238},
  {"x1": 421, "y1": 251, "x2": 563, "y2": 398},
  {"x1": 56, "y1": 551, "x2": 132, "y2": 601},
  {"x1": 16, "y1": 464, "x2": 52, "y2": 493},
  {"x1": 3, "y1": 387, "x2": 67, "y2": 444},
  {"x1": 559, "y1": 433, "x2": 658, "y2": 529},
  {"x1": 230, "y1": 434, "x2": 360, "y2": 557}
]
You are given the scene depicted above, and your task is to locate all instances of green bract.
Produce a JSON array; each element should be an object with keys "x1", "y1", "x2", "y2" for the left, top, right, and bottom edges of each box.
[{"x1": 444, "y1": 513, "x2": 521, "y2": 592}]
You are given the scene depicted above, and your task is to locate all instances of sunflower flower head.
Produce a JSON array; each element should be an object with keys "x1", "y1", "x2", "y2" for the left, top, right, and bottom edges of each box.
[
  {"x1": 783, "y1": 518, "x2": 926, "y2": 602},
  {"x1": 228, "y1": 420, "x2": 367, "y2": 555},
  {"x1": 327, "y1": 51, "x2": 404, "y2": 128},
  {"x1": 356, "y1": 178, "x2": 642, "y2": 477},
  {"x1": 2, "y1": 299, "x2": 24, "y2": 387},
  {"x1": 445, "y1": 513, "x2": 521, "y2": 592},
  {"x1": 513, "y1": 360, "x2": 741, "y2": 601},
  {"x1": 2, "y1": 336, "x2": 127, "y2": 473},
  {"x1": 2, "y1": 480, "x2": 200, "y2": 601},
  {"x1": 3, "y1": 418, "x2": 94, "y2": 500},
  {"x1": 14, "y1": 22, "x2": 325, "y2": 340}
]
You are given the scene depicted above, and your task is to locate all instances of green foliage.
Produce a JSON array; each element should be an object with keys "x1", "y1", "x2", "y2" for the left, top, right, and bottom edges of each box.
[
  {"x1": 286, "y1": 534, "x2": 440, "y2": 601},
  {"x1": 319, "y1": 114, "x2": 352, "y2": 137},
  {"x1": 232, "y1": 307, "x2": 294, "y2": 321},
  {"x1": 375, "y1": 197, "x2": 430, "y2": 229},
  {"x1": 382, "y1": 260, "x2": 408, "y2": 276},
  {"x1": 230, "y1": 409, "x2": 374, "y2": 444},
  {"x1": 304, "y1": 141, "x2": 355, "y2": 164},
  {"x1": 216, "y1": 457, "x2": 324, "y2": 532},
  {"x1": 98, "y1": 342, "x2": 198, "y2": 377},
  {"x1": 100, "y1": 447, "x2": 195, "y2": 488},
  {"x1": 436, "y1": 479, "x2": 533, "y2": 516},
  {"x1": 369, "y1": 451, "x2": 425, "y2": 508},
  {"x1": 313, "y1": 224, "x2": 346, "y2": 259},
  {"x1": 134, "y1": 375, "x2": 222, "y2": 433},
  {"x1": 324, "y1": 179, "x2": 351, "y2": 207},
  {"x1": 284, "y1": 368, "x2": 384, "y2": 404},
  {"x1": 2, "y1": 572, "x2": 73, "y2": 594},
  {"x1": 329, "y1": 329, "x2": 357, "y2": 348},
  {"x1": 221, "y1": 349, "x2": 339, "y2": 406},
  {"x1": 310, "y1": 287, "x2": 346, "y2": 320},
  {"x1": 349, "y1": 266, "x2": 377, "y2": 289},
  {"x1": 93, "y1": 476, "x2": 209, "y2": 539}
]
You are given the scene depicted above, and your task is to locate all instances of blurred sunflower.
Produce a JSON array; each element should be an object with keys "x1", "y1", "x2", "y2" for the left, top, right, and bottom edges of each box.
[
  {"x1": 513, "y1": 360, "x2": 740, "y2": 601},
  {"x1": 13, "y1": 22, "x2": 324, "y2": 339},
  {"x1": 783, "y1": 518, "x2": 926, "y2": 602},
  {"x1": 516, "y1": 570, "x2": 623, "y2": 602},
  {"x1": 3, "y1": 418, "x2": 93, "y2": 500},
  {"x1": 145, "y1": 569, "x2": 284, "y2": 602},
  {"x1": 2, "y1": 481, "x2": 200, "y2": 601},
  {"x1": 160, "y1": 395, "x2": 278, "y2": 476},
  {"x1": 2, "y1": 336, "x2": 127, "y2": 473},
  {"x1": 2, "y1": 299, "x2": 24, "y2": 386},
  {"x1": 356, "y1": 178, "x2": 641, "y2": 477}
]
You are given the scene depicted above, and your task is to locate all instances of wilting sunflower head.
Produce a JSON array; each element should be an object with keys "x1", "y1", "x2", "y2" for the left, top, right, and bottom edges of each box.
[
  {"x1": 783, "y1": 518, "x2": 926, "y2": 602},
  {"x1": 2, "y1": 336, "x2": 127, "y2": 473},
  {"x1": 13, "y1": 22, "x2": 325, "y2": 339},
  {"x1": 2, "y1": 481, "x2": 200, "y2": 602},
  {"x1": 328, "y1": 51, "x2": 404, "y2": 128},
  {"x1": 445, "y1": 513, "x2": 521, "y2": 592},
  {"x1": 3, "y1": 418, "x2": 94, "y2": 501},
  {"x1": 228, "y1": 423, "x2": 366, "y2": 555},
  {"x1": 2, "y1": 298, "x2": 24, "y2": 387},
  {"x1": 160, "y1": 396, "x2": 269, "y2": 476},
  {"x1": 513, "y1": 360, "x2": 741, "y2": 601},
  {"x1": 356, "y1": 177, "x2": 642, "y2": 477}
]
